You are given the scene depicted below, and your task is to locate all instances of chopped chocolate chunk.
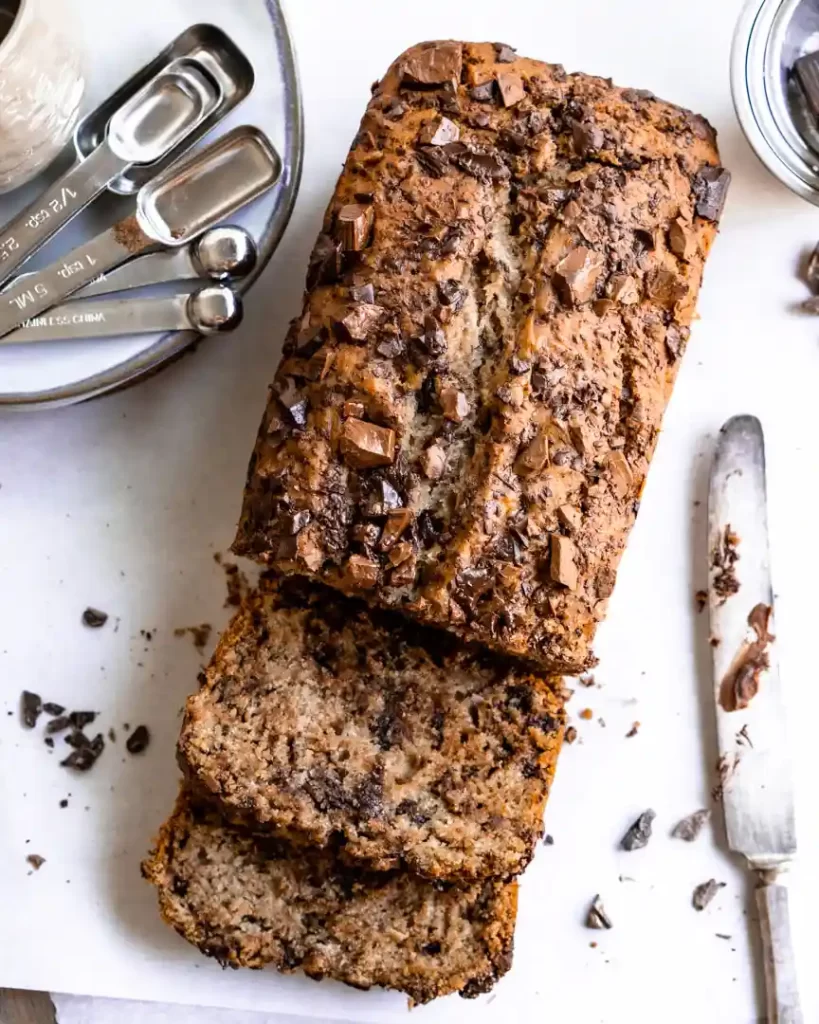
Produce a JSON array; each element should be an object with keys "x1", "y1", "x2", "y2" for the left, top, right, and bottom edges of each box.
[
  {"x1": 454, "y1": 149, "x2": 509, "y2": 182},
  {"x1": 61, "y1": 743, "x2": 102, "y2": 772},
  {"x1": 437, "y1": 279, "x2": 465, "y2": 310},
  {"x1": 59, "y1": 799, "x2": 68, "y2": 809},
  {"x1": 586, "y1": 895, "x2": 612, "y2": 930},
  {"x1": 692, "y1": 166, "x2": 731, "y2": 222},
  {"x1": 514, "y1": 430, "x2": 549, "y2": 477},
  {"x1": 711, "y1": 525, "x2": 740, "y2": 604},
  {"x1": 380, "y1": 508, "x2": 413, "y2": 550},
  {"x1": 695, "y1": 589, "x2": 708, "y2": 613},
  {"x1": 572, "y1": 122, "x2": 604, "y2": 156},
  {"x1": 126, "y1": 725, "x2": 150, "y2": 755},
  {"x1": 668, "y1": 217, "x2": 696, "y2": 261},
  {"x1": 645, "y1": 268, "x2": 688, "y2": 308},
  {"x1": 26, "y1": 854, "x2": 46, "y2": 870},
  {"x1": 340, "y1": 303, "x2": 385, "y2": 341},
  {"x1": 415, "y1": 145, "x2": 450, "y2": 178},
  {"x1": 625, "y1": 721, "x2": 640, "y2": 738},
  {"x1": 805, "y1": 242, "x2": 819, "y2": 294},
  {"x1": 400, "y1": 41, "x2": 463, "y2": 86},
  {"x1": 44, "y1": 737, "x2": 54, "y2": 749},
  {"x1": 665, "y1": 325, "x2": 688, "y2": 362},
  {"x1": 43, "y1": 702, "x2": 65, "y2": 716},
  {"x1": 550, "y1": 535, "x2": 578, "y2": 590},
  {"x1": 420, "y1": 314, "x2": 447, "y2": 356},
  {"x1": 554, "y1": 247, "x2": 605, "y2": 306},
  {"x1": 335, "y1": 204, "x2": 374, "y2": 251},
  {"x1": 692, "y1": 879, "x2": 724, "y2": 911},
  {"x1": 469, "y1": 80, "x2": 496, "y2": 103},
  {"x1": 368, "y1": 479, "x2": 403, "y2": 515},
  {"x1": 494, "y1": 43, "x2": 517, "y2": 63},
  {"x1": 440, "y1": 387, "x2": 469, "y2": 422},
  {"x1": 340, "y1": 419, "x2": 396, "y2": 469},
  {"x1": 387, "y1": 541, "x2": 414, "y2": 568},
  {"x1": 307, "y1": 234, "x2": 342, "y2": 288},
  {"x1": 672, "y1": 809, "x2": 711, "y2": 842},
  {"x1": 82, "y1": 607, "x2": 108, "y2": 629},
  {"x1": 606, "y1": 451, "x2": 634, "y2": 499},
  {"x1": 557, "y1": 505, "x2": 581, "y2": 532},
  {"x1": 64, "y1": 730, "x2": 90, "y2": 749},
  {"x1": 543, "y1": 834, "x2": 554, "y2": 846},
  {"x1": 419, "y1": 116, "x2": 460, "y2": 146},
  {"x1": 343, "y1": 555, "x2": 380, "y2": 589},
  {"x1": 45, "y1": 716, "x2": 71, "y2": 735},
  {"x1": 69, "y1": 711, "x2": 96, "y2": 730},
  {"x1": 281, "y1": 510, "x2": 312, "y2": 535},
  {"x1": 376, "y1": 335, "x2": 405, "y2": 359},
  {"x1": 20, "y1": 691, "x2": 42, "y2": 729},
  {"x1": 497, "y1": 71, "x2": 526, "y2": 108},
  {"x1": 564, "y1": 726, "x2": 578, "y2": 744},
  {"x1": 350, "y1": 283, "x2": 375, "y2": 304},
  {"x1": 620, "y1": 809, "x2": 655, "y2": 851},
  {"x1": 606, "y1": 274, "x2": 639, "y2": 305},
  {"x1": 420, "y1": 444, "x2": 447, "y2": 480},
  {"x1": 276, "y1": 378, "x2": 309, "y2": 428}
]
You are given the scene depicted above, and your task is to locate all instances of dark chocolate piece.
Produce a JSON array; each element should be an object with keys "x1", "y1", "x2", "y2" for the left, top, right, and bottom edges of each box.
[
  {"x1": 20, "y1": 691, "x2": 42, "y2": 729},
  {"x1": 620, "y1": 809, "x2": 655, "y2": 851},
  {"x1": 82, "y1": 607, "x2": 108, "y2": 628}
]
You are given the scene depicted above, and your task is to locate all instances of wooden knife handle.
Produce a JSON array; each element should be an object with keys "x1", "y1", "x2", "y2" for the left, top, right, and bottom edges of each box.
[{"x1": 756, "y1": 872, "x2": 803, "y2": 1024}]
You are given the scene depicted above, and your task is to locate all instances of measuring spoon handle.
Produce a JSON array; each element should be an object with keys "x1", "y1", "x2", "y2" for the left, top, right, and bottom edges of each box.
[
  {"x1": 0, "y1": 144, "x2": 128, "y2": 290},
  {"x1": 2, "y1": 294, "x2": 191, "y2": 344},
  {"x1": 0, "y1": 221, "x2": 156, "y2": 338},
  {"x1": 78, "y1": 248, "x2": 198, "y2": 298}
]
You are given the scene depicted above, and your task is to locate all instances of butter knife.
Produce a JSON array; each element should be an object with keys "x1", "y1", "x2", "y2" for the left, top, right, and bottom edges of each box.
[{"x1": 708, "y1": 414, "x2": 801, "y2": 1024}]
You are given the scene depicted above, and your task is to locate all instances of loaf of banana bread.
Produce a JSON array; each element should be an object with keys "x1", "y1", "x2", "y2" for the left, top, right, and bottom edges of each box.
[
  {"x1": 234, "y1": 41, "x2": 727, "y2": 671},
  {"x1": 179, "y1": 576, "x2": 564, "y2": 883},
  {"x1": 142, "y1": 791, "x2": 517, "y2": 1004}
]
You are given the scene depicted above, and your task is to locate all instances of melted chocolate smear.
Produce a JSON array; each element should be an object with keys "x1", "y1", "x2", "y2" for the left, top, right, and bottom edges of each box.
[{"x1": 718, "y1": 603, "x2": 774, "y2": 713}]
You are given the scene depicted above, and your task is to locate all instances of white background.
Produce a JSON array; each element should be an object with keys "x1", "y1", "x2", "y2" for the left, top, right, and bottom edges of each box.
[{"x1": 2, "y1": 1, "x2": 818, "y2": 1022}]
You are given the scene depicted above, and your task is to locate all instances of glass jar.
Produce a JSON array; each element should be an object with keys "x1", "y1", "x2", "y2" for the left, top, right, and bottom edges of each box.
[{"x1": 0, "y1": 0, "x2": 85, "y2": 193}]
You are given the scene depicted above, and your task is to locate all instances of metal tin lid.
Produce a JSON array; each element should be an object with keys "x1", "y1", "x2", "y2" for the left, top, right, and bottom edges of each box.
[{"x1": 732, "y1": 0, "x2": 819, "y2": 204}]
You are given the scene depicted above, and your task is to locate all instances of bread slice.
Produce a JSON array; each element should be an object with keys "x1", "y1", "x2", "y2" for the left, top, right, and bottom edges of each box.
[
  {"x1": 178, "y1": 577, "x2": 565, "y2": 884},
  {"x1": 142, "y1": 791, "x2": 517, "y2": 1005}
]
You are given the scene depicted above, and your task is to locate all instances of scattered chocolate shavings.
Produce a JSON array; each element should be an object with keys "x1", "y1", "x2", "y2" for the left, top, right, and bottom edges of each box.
[
  {"x1": 692, "y1": 879, "x2": 725, "y2": 911},
  {"x1": 82, "y1": 607, "x2": 108, "y2": 628},
  {"x1": 620, "y1": 809, "x2": 656, "y2": 851},
  {"x1": 695, "y1": 589, "x2": 708, "y2": 613},
  {"x1": 42, "y1": 702, "x2": 65, "y2": 716},
  {"x1": 671, "y1": 809, "x2": 711, "y2": 842},
  {"x1": 625, "y1": 722, "x2": 640, "y2": 738},
  {"x1": 736, "y1": 724, "x2": 753, "y2": 748},
  {"x1": 126, "y1": 725, "x2": 151, "y2": 755},
  {"x1": 712, "y1": 753, "x2": 739, "y2": 802},
  {"x1": 20, "y1": 691, "x2": 42, "y2": 728},
  {"x1": 711, "y1": 526, "x2": 740, "y2": 604},
  {"x1": 586, "y1": 895, "x2": 612, "y2": 929},
  {"x1": 174, "y1": 624, "x2": 213, "y2": 653},
  {"x1": 718, "y1": 603, "x2": 774, "y2": 713},
  {"x1": 26, "y1": 854, "x2": 45, "y2": 871}
]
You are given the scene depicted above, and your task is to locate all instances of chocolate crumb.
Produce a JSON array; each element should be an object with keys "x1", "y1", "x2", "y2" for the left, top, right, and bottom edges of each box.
[
  {"x1": 620, "y1": 809, "x2": 655, "y2": 851},
  {"x1": 82, "y1": 607, "x2": 108, "y2": 628},
  {"x1": 44, "y1": 737, "x2": 54, "y2": 749},
  {"x1": 108, "y1": 727, "x2": 117, "y2": 743},
  {"x1": 736, "y1": 723, "x2": 753, "y2": 747},
  {"x1": 671, "y1": 809, "x2": 710, "y2": 842},
  {"x1": 711, "y1": 526, "x2": 740, "y2": 604},
  {"x1": 26, "y1": 854, "x2": 45, "y2": 870},
  {"x1": 579, "y1": 673, "x2": 595, "y2": 687},
  {"x1": 625, "y1": 722, "x2": 640, "y2": 738},
  {"x1": 712, "y1": 753, "x2": 739, "y2": 802},
  {"x1": 59, "y1": 799, "x2": 68, "y2": 809},
  {"x1": 716, "y1": 933, "x2": 732, "y2": 940},
  {"x1": 543, "y1": 834, "x2": 554, "y2": 846},
  {"x1": 695, "y1": 589, "x2": 708, "y2": 613},
  {"x1": 174, "y1": 624, "x2": 213, "y2": 653},
  {"x1": 20, "y1": 691, "x2": 42, "y2": 728},
  {"x1": 42, "y1": 702, "x2": 65, "y2": 716},
  {"x1": 113, "y1": 215, "x2": 151, "y2": 255},
  {"x1": 692, "y1": 879, "x2": 724, "y2": 911},
  {"x1": 69, "y1": 711, "x2": 97, "y2": 730},
  {"x1": 586, "y1": 895, "x2": 612, "y2": 929},
  {"x1": 126, "y1": 725, "x2": 150, "y2": 755},
  {"x1": 45, "y1": 716, "x2": 71, "y2": 735},
  {"x1": 564, "y1": 725, "x2": 578, "y2": 744}
]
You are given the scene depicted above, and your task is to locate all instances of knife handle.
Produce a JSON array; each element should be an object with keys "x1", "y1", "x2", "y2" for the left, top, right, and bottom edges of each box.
[{"x1": 756, "y1": 872, "x2": 803, "y2": 1024}]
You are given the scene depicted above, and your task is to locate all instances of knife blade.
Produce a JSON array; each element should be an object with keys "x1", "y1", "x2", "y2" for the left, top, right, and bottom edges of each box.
[{"x1": 708, "y1": 414, "x2": 802, "y2": 1024}]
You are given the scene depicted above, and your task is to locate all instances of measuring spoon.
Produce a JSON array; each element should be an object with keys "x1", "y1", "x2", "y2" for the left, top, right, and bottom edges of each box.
[
  {"x1": 0, "y1": 126, "x2": 281, "y2": 338},
  {"x1": 0, "y1": 59, "x2": 220, "y2": 289},
  {"x1": 77, "y1": 225, "x2": 258, "y2": 298},
  {"x1": 1, "y1": 285, "x2": 243, "y2": 345}
]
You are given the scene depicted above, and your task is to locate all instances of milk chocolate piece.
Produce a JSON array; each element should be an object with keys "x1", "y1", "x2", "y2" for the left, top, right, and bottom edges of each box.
[
  {"x1": 550, "y1": 536, "x2": 578, "y2": 590},
  {"x1": 335, "y1": 204, "x2": 374, "y2": 251},
  {"x1": 400, "y1": 41, "x2": 463, "y2": 86},
  {"x1": 419, "y1": 117, "x2": 460, "y2": 146},
  {"x1": 692, "y1": 166, "x2": 730, "y2": 222},
  {"x1": 497, "y1": 71, "x2": 526, "y2": 108},
  {"x1": 340, "y1": 419, "x2": 396, "y2": 468},
  {"x1": 554, "y1": 247, "x2": 605, "y2": 306}
]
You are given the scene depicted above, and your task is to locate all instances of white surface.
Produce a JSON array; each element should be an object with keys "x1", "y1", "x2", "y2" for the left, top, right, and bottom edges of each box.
[
  {"x1": 1, "y1": 0, "x2": 818, "y2": 1022},
  {"x1": 0, "y1": 0, "x2": 288, "y2": 398},
  {"x1": 52, "y1": 994, "x2": 343, "y2": 1024}
]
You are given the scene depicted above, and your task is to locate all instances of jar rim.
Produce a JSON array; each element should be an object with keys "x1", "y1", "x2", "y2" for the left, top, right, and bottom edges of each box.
[{"x1": 0, "y1": 0, "x2": 31, "y2": 55}]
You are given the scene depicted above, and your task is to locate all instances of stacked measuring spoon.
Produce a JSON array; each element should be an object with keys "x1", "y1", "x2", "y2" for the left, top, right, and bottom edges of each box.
[{"x1": 0, "y1": 23, "x2": 281, "y2": 348}]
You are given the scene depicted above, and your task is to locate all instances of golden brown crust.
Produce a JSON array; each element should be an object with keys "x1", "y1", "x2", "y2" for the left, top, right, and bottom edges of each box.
[
  {"x1": 179, "y1": 576, "x2": 565, "y2": 883},
  {"x1": 233, "y1": 41, "x2": 727, "y2": 672},
  {"x1": 142, "y1": 790, "x2": 517, "y2": 1005}
]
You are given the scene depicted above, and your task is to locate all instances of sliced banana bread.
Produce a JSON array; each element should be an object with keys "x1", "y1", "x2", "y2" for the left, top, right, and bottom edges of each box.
[
  {"x1": 142, "y1": 791, "x2": 517, "y2": 1004},
  {"x1": 178, "y1": 576, "x2": 565, "y2": 883}
]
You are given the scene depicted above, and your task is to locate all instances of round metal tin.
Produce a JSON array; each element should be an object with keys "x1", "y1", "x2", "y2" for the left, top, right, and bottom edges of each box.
[
  {"x1": 0, "y1": 0, "x2": 302, "y2": 411},
  {"x1": 732, "y1": 0, "x2": 819, "y2": 204}
]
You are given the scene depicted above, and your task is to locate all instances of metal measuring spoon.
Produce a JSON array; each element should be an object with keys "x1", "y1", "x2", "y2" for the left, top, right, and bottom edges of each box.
[
  {"x1": 76, "y1": 226, "x2": 258, "y2": 298},
  {"x1": 0, "y1": 127, "x2": 281, "y2": 338},
  {"x1": 0, "y1": 59, "x2": 220, "y2": 289},
  {"x1": 1, "y1": 285, "x2": 243, "y2": 345}
]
